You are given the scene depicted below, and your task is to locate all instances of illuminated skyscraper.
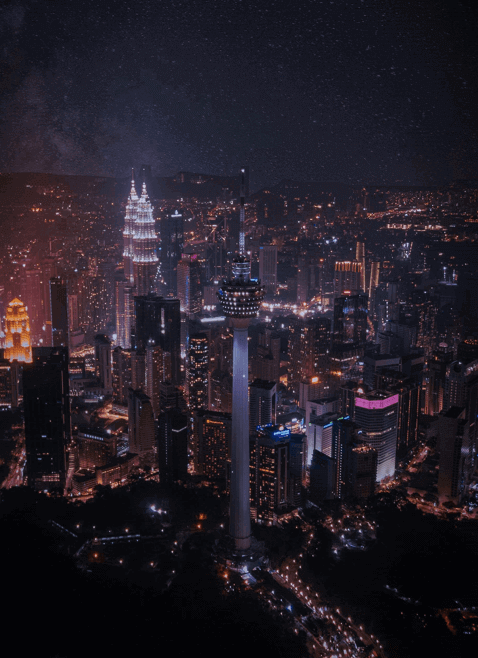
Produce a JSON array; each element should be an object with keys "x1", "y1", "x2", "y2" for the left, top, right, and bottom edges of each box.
[
  {"x1": 355, "y1": 241, "x2": 366, "y2": 292},
  {"x1": 133, "y1": 182, "x2": 158, "y2": 296},
  {"x1": 161, "y1": 209, "x2": 184, "y2": 296},
  {"x1": 334, "y1": 260, "x2": 362, "y2": 297},
  {"x1": 354, "y1": 391, "x2": 398, "y2": 482},
  {"x1": 187, "y1": 333, "x2": 209, "y2": 411},
  {"x1": 217, "y1": 168, "x2": 264, "y2": 554},
  {"x1": 5, "y1": 298, "x2": 32, "y2": 363},
  {"x1": 123, "y1": 170, "x2": 138, "y2": 284}
]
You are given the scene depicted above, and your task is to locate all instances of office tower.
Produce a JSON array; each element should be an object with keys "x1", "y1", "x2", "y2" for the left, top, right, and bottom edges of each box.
[
  {"x1": 376, "y1": 370, "x2": 421, "y2": 452},
  {"x1": 94, "y1": 334, "x2": 112, "y2": 393},
  {"x1": 77, "y1": 426, "x2": 117, "y2": 470},
  {"x1": 134, "y1": 295, "x2": 181, "y2": 385},
  {"x1": 305, "y1": 397, "x2": 340, "y2": 428},
  {"x1": 259, "y1": 245, "x2": 278, "y2": 297},
  {"x1": 123, "y1": 170, "x2": 138, "y2": 284},
  {"x1": 115, "y1": 272, "x2": 134, "y2": 349},
  {"x1": 363, "y1": 353, "x2": 401, "y2": 390},
  {"x1": 353, "y1": 391, "x2": 398, "y2": 482},
  {"x1": 251, "y1": 425, "x2": 290, "y2": 525},
  {"x1": 50, "y1": 278, "x2": 68, "y2": 348},
  {"x1": 331, "y1": 417, "x2": 358, "y2": 499},
  {"x1": 161, "y1": 209, "x2": 184, "y2": 296},
  {"x1": 5, "y1": 298, "x2": 32, "y2": 363},
  {"x1": 40, "y1": 256, "x2": 57, "y2": 346},
  {"x1": 349, "y1": 442, "x2": 377, "y2": 499},
  {"x1": 187, "y1": 333, "x2": 209, "y2": 411},
  {"x1": 112, "y1": 347, "x2": 132, "y2": 407},
  {"x1": 437, "y1": 407, "x2": 471, "y2": 504},
  {"x1": 297, "y1": 254, "x2": 309, "y2": 304},
  {"x1": 249, "y1": 379, "x2": 277, "y2": 433},
  {"x1": 306, "y1": 412, "x2": 338, "y2": 466},
  {"x1": 0, "y1": 359, "x2": 15, "y2": 408},
  {"x1": 355, "y1": 241, "x2": 366, "y2": 292},
  {"x1": 145, "y1": 344, "x2": 164, "y2": 417},
  {"x1": 158, "y1": 407, "x2": 188, "y2": 484},
  {"x1": 23, "y1": 347, "x2": 70, "y2": 492},
  {"x1": 368, "y1": 261, "x2": 381, "y2": 317},
  {"x1": 217, "y1": 167, "x2": 264, "y2": 553},
  {"x1": 288, "y1": 316, "x2": 331, "y2": 394},
  {"x1": 309, "y1": 449, "x2": 335, "y2": 503},
  {"x1": 334, "y1": 260, "x2": 362, "y2": 297},
  {"x1": 251, "y1": 327, "x2": 281, "y2": 384},
  {"x1": 333, "y1": 293, "x2": 368, "y2": 347},
  {"x1": 177, "y1": 253, "x2": 201, "y2": 315},
  {"x1": 159, "y1": 381, "x2": 187, "y2": 415},
  {"x1": 128, "y1": 388, "x2": 155, "y2": 455},
  {"x1": 194, "y1": 409, "x2": 232, "y2": 480},
  {"x1": 424, "y1": 343, "x2": 454, "y2": 415},
  {"x1": 457, "y1": 336, "x2": 478, "y2": 364},
  {"x1": 20, "y1": 268, "x2": 43, "y2": 345},
  {"x1": 133, "y1": 181, "x2": 158, "y2": 296},
  {"x1": 330, "y1": 292, "x2": 368, "y2": 389}
]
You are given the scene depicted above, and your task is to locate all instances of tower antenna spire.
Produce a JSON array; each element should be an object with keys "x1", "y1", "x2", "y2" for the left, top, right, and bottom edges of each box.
[{"x1": 239, "y1": 167, "x2": 246, "y2": 257}]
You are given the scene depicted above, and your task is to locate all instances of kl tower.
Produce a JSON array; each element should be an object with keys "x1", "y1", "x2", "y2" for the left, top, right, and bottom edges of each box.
[{"x1": 217, "y1": 169, "x2": 264, "y2": 555}]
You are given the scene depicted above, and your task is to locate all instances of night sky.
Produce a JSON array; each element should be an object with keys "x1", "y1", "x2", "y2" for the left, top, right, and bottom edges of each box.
[{"x1": 1, "y1": 0, "x2": 477, "y2": 190}]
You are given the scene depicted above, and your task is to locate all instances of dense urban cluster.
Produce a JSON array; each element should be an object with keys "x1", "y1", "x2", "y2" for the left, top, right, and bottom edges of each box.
[{"x1": 0, "y1": 168, "x2": 477, "y2": 656}]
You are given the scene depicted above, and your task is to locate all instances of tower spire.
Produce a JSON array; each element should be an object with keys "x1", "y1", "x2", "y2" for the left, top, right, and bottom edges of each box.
[{"x1": 239, "y1": 167, "x2": 246, "y2": 257}]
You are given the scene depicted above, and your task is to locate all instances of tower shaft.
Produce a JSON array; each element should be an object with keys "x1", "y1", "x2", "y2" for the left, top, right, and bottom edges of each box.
[{"x1": 230, "y1": 320, "x2": 251, "y2": 551}]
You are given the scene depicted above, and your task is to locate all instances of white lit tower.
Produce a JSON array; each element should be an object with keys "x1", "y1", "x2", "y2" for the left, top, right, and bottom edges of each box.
[
  {"x1": 123, "y1": 170, "x2": 138, "y2": 284},
  {"x1": 217, "y1": 168, "x2": 264, "y2": 554},
  {"x1": 133, "y1": 181, "x2": 159, "y2": 296}
]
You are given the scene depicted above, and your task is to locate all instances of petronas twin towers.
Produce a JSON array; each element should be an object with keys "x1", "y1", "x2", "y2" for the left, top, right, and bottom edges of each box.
[{"x1": 123, "y1": 171, "x2": 159, "y2": 296}]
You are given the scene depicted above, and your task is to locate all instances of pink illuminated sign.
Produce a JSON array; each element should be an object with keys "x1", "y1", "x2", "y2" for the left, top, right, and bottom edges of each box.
[{"x1": 355, "y1": 394, "x2": 399, "y2": 410}]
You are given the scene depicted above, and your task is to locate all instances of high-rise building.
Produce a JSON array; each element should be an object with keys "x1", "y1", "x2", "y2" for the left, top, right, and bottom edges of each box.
[
  {"x1": 297, "y1": 254, "x2": 309, "y2": 304},
  {"x1": 353, "y1": 391, "x2": 398, "y2": 482},
  {"x1": 123, "y1": 170, "x2": 138, "y2": 284},
  {"x1": 50, "y1": 278, "x2": 68, "y2": 348},
  {"x1": 20, "y1": 268, "x2": 43, "y2": 345},
  {"x1": 161, "y1": 210, "x2": 184, "y2": 296},
  {"x1": 158, "y1": 407, "x2": 188, "y2": 484},
  {"x1": 133, "y1": 182, "x2": 158, "y2": 296},
  {"x1": 251, "y1": 425, "x2": 290, "y2": 525},
  {"x1": 40, "y1": 256, "x2": 57, "y2": 346},
  {"x1": 368, "y1": 260, "x2": 381, "y2": 318},
  {"x1": 217, "y1": 167, "x2": 264, "y2": 554},
  {"x1": 195, "y1": 409, "x2": 232, "y2": 481},
  {"x1": 355, "y1": 242, "x2": 366, "y2": 292},
  {"x1": 0, "y1": 358, "x2": 15, "y2": 409},
  {"x1": 115, "y1": 272, "x2": 134, "y2": 348},
  {"x1": 288, "y1": 316, "x2": 331, "y2": 394},
  {"x1": 94, "y1": 334, "x2": 112, "y2": 393},
  {"x1": 177, "y1": 253, "x2": 201, "y2": 315},
  {"x1": 128, "y1": 388, "x2": 155, "y2": 455},
  {"x1": 134, "y1": 295, "x2": 181, "y2": 385},
  {"x1": 112, "y1": 347, "x2": 132, "y2": 408},
  {"x1": 249, "y1": 379, "x2": 277, "y2": 433},
  {"x1": 259, "y1": 245, "x2": 278, "y2": 297},
  {"x1": 23, "y1": 347, "x2": 70, "y2": 492},
  {"x1": 187, "y1": 333, "x2": 209, "y2": 412},
  {"x1": 334, "y1": 260, "x2": 362, "y2": 297},
  {"x1": 4, "y1": 298, "x2": 32, "y2": 363},
  {"x1": 145, "y1": 344, "x2": 164, "y2": 418},
  {"x1": 437, "y1": 407, "x2": 471, "y2": 504}
]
